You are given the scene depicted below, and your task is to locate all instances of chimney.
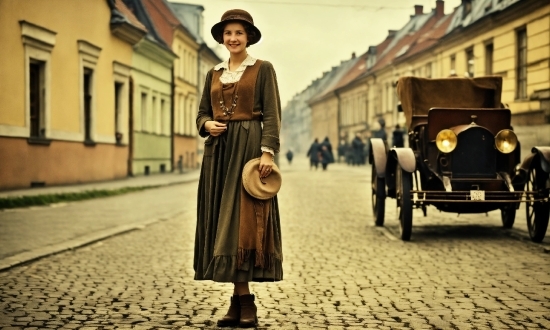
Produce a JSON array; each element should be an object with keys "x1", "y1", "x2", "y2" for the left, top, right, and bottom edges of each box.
[
  {"x1": 388, "y1": 30, "x2": 397, "y2": 38},
  {"x1": 351, "y1": 52, "x2": 356, "y2": 59},
  {"x1": 435, "y1": 0, "x2": 444, "y2": 17},
  {"x1": 414, "y1": 5, "x2": 423, "y2": 15}
]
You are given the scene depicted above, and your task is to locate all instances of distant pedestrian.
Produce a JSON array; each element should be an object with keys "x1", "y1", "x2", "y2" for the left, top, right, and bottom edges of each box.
[
  {"x1": 319, "y1": 137, "x2": 334, "y2": 170},
  {"x1": 194, "y1": 9, "x2": 282, "y2": 328},
  {"x1": 286, "y1": 149, "x2": 293, "y2": 165},
  {"x1": 392, "y1": 124, "x2": 404, "y2": 148},
  {"x1": 337, "y1": 140, "x2": 346, "y2": 163},
  {"x1": 307, "y1": 138, "x2": 321, "y2": 170},
  {"x1": 351, "y1": 133, "x2": 364, "y2": 166}
]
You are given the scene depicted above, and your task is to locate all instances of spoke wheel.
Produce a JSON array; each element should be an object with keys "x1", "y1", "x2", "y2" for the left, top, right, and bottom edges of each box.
[
  {"x1": 500, "y1": 203, "x2": 516, "y2": 229},
  {"x1": 525, "y1": 165, "x2": 550, "y2": 243},
  {"x1": 396, "y1": 164, "x2": 413, "y2": 241},
  {"x1": 371, "y1": 161, "x2": 386, "y2": 226}
]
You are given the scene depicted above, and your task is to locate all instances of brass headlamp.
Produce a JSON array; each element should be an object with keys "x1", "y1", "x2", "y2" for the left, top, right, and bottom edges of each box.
[
  {"x1": 436, "y1": 129, "x2": 457, "y2": 153},
  {"x1": 495, "y1": 129, "x2": 517, "y2": 154}
]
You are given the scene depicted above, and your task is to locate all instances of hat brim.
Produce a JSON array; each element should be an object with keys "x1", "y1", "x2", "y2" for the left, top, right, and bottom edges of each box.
[
  {"x1": 242, "y1": 158, "x2": 281, "y2": 200},
  {"x1": 211, "y1": 20, "x2": 262, "y2": 46}
]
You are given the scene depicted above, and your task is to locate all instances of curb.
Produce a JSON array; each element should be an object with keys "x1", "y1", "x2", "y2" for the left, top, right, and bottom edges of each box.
[
  {"x1": 0, "y1": 175, "x2": 200, "y2": 210},
  {"x1": 0, "y1": 211, "x2": 184, "y2": 272}
]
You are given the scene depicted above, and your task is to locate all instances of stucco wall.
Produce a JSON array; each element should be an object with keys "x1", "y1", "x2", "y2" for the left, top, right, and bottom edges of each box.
[{"x1": 0, "y1": 137, "x2": 128, "y2": 191}]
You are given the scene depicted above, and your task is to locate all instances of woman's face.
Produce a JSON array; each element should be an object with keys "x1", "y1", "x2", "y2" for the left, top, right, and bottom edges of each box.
[{"x1": 223, "y1": 22, "x2": 248, "y2": 55}]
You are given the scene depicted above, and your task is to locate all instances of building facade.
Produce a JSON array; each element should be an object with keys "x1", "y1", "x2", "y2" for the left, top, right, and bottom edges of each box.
[
  {"x1": 122, "y1": 0, "x2": 177, "y2": 176},
  {"x1": 301, "y1": 0, "x2": 549, "y2": 154},
  {"x1": 0, "y1": 0, "x2": 145, "y2": 190},
  {"x1": 170, "y1": 2, "x2": 222, "y2": 167}
]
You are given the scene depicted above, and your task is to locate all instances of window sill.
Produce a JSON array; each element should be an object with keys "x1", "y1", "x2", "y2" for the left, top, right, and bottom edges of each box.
[
  {"x1": 27, "y1": 137, "x2": 52, "y2": 146},
  {"x1": 84, "y1": 139, "x2": 96, "y2": 147}
]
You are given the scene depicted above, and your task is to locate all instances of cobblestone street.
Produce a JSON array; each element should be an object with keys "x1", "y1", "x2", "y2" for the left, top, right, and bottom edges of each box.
[{"x1": 1, "y1": 159, "x2": 549, "y2": 329}]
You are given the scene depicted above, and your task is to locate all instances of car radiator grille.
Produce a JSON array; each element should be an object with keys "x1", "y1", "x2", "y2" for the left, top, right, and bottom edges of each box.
[{"x1": 451, "y1": 127, "x2": 496, "y2": 178}]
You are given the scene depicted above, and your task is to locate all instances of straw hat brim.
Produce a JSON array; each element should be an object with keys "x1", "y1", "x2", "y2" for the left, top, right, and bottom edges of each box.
[{"x1": 242, "y1": 158, "x2": 281, "y2": 200}]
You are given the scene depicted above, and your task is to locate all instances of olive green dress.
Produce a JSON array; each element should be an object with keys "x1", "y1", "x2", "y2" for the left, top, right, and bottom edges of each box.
[{"x1": 194, "y1": 60, "x2": 283, "y2": 282}]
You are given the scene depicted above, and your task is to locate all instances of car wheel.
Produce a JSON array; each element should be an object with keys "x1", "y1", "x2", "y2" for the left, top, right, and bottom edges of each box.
[
  {"x1": 500, "y1": 203, "x2": 516, "y2": 229},
  {"x1": 525, "y1": 164, "x2": 550, "y2": 243},
  {"x1": 371, "y1": 161, "x2": 386, "y2": 226},
  {"x1": 396, "y1": 163, "x2": 413, "y2": 241}
]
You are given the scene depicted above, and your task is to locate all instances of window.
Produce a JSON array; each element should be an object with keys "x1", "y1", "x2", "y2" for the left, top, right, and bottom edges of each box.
[
  {"x1": 450, "y1": 54, "x2": 456, "y2": 76},
  {"x1": 141, "y1": 92, "x2": 148, "y2": 132},
  {"x1": 178, "y1": 94, "x2": 184, "y2": 134},
  {"x1": 425, "y1": 62, "x2": 432, "y2": 78},
  {"x1": 160, "y1": 98, "x2": 167, "y2": 135},
  {"x1": 152, "y1": 95, "x2": 157, "y2": 134},
  {"x1": 29, "y1": 61, "x2": 45, "y2": 138},
  {"x1": 113, "y1": 61, "x2": 130, "y2": 145},
  {"x1": 386, "y1": 83, "x2": 392, "y2": 112},
  {"x1": 177, "y1": 45, "x2": 182, "y2": 78},
  {"x1": 463, "y1": 0, "x2": 472, "y2": 18},
  {"x1": 516, "y1": 28, "x2": 527, "y2": 99},
  {"x1": 78, "y1": 40, "x2": 101, "y2": 143},
  {"x1": 83, "y1": 68, "x2": 93, "y2": 142},
  {"x1": 114, "y1": 82, "x2": 123, "y2": 143},
  {"x1": 12, "y1": 21, "x2": 56, "y2": 141},
  {"x1": 466, "y1": 48, "x2": 474, "y2": 77},
  {"x1": 485, "y1": 43, "x2": 493, "y2": 75}
]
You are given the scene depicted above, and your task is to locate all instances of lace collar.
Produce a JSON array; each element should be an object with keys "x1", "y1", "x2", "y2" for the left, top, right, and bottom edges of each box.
[{"x1": 214, "y1": 55, "x2": 257, "y2": 72}]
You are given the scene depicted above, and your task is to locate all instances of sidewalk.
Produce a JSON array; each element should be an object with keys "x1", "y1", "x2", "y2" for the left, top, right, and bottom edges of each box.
[
  {"x1": 0, "y1": 170, "x2": 201, "y2": 271},
  {"x1": 0, "y1": 169, "x2": 200, "y2": 199}
]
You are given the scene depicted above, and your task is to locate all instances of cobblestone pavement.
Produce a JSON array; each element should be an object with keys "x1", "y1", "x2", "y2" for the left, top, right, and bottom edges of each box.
[{"x1": 1, "y1": 159, "x2": 549, "y2": 329}]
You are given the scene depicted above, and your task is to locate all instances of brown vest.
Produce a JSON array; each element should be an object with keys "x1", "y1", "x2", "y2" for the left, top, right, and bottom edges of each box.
[{"x1": 210, "y1": 60, "x2": 263, "y2": 122}]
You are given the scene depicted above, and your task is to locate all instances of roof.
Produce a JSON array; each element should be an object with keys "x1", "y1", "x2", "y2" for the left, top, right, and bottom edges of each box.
[
  {"x1": 342, "y1": 34, "x2": 395, "y2": 87},
  {"x1": 368, "y1": 11, "x2": 447, "y2": 72},
  {"x1": 142, "y1": 0, "x2": 194, "y2": 46},
  {"x1": 446, "y1": 0, "x2": 521, "y2": 34},
  {"x1": 112, "y1": 0, "x2": 147, "y2": 32},
  {"x1": 168, "y1": 2, "x2": 205, "y2": 43},
  {"x1": 121, "y1": 0, "x2": 173, "y2": 52},
  {"x1": 308, "y1": 57, "x2": 360, "y2": 105}
]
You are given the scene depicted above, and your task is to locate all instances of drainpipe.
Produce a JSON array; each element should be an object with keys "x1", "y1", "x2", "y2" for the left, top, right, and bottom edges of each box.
[
  {"x1": 171, "y1": 65, "x2": 175, "y2": 172},
  {"x1": 128, "y1": 76, "x2": 134, "y2": 177}
]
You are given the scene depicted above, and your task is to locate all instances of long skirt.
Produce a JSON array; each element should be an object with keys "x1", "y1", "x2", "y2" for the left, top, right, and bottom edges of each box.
[{"x1": 194, "y1": 120, "x2": 283, "y2": 282}]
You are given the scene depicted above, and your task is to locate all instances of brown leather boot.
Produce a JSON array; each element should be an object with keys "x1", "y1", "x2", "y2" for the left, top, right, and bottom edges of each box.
[
  {"x1": 217, "y1": 295, "x2": 240, "y2": 327},
  {"x1": 239, "y1": 294, "x2": 258, "y2": 328}
]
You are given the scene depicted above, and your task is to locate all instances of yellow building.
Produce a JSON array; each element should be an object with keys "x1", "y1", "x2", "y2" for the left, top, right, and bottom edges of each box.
[
  {"x1": 340, "y1": 0, "x2": 549, "y2": 151},
  {"x1": 435, "y1": 0, "x2": 549, "y2": 125},
  {"x1": 0, "y1": 0, "x2": 145, "y2": 190},
  {"x1": 170, "y1": 3, "x2": 222, "y2": 168},
  {"x1": 308, "y1": 57, "x2": 359, "y2": 149}
]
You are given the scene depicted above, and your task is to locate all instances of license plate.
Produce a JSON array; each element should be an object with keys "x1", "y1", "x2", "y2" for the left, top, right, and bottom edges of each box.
[{"x1": 470, "y1": 190, "x2": 485, "y2": 201}]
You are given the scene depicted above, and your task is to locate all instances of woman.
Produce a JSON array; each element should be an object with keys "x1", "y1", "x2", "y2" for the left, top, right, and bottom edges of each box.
[
  {"x1": 306, "y1": 138, "x2": 320, "y2": 170},
  {"x1": 194, "y1": 9, "x2": 283, "y2": 328}
]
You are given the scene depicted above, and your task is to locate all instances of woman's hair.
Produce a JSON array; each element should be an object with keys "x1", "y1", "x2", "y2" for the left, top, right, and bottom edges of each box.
[{"x1": 216, "y1": 21, "x2": 257, "y2": 47}]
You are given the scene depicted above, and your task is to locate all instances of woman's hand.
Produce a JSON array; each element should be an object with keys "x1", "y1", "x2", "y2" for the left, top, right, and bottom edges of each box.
[
  {"x1": 205, "y1": 121, "x2": 227, "y2": 136},
  {"x1": 259, "y1": 152, "x2": 274, "y2": 178}
]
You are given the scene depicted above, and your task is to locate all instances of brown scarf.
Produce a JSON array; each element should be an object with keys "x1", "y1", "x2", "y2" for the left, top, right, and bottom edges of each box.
[{"x1": 238, "y1": 184, "x2": 277, "y2": 270}]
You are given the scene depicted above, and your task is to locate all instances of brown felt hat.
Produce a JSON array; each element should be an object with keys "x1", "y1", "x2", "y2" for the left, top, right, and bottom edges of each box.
[
  {"x1": 211, "y1": 9, "x2": 262, "y2": 46},
  {"x1": 242, "y1": 158, "x2": 281, "y2": 200}
]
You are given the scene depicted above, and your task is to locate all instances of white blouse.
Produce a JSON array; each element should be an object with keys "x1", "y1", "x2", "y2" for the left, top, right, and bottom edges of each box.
[
  {"x1": 214, "y1": 55, "x2": 257, "y2": 84},
  {"x1": 214, "y1": 55, "x2": 274, "y2": 156}
]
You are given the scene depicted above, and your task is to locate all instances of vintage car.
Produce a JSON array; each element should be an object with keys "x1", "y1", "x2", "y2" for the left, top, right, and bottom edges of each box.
[{"x1": 369, "y1": 76, "x2": 550, "y2": 242}]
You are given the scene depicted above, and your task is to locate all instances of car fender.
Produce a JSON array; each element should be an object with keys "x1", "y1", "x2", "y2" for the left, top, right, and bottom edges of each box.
[
  {"x1": 519, "y1": 147, "x2": 550, "y2": 173},
  {"x1": 385, "y1": 148, "x2": 416, "y2": 196},
  {"x1": 369, "y1": 138, "x2": 387, "y2": 178},
  {"x1": 532, "y1": 146, "x2": 550, "y2": 173}
]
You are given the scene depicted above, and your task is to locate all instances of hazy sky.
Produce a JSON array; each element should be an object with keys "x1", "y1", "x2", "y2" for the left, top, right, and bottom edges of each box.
[{"x1": 173, "y1": 0, "x2": 462, "y2": 107}]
